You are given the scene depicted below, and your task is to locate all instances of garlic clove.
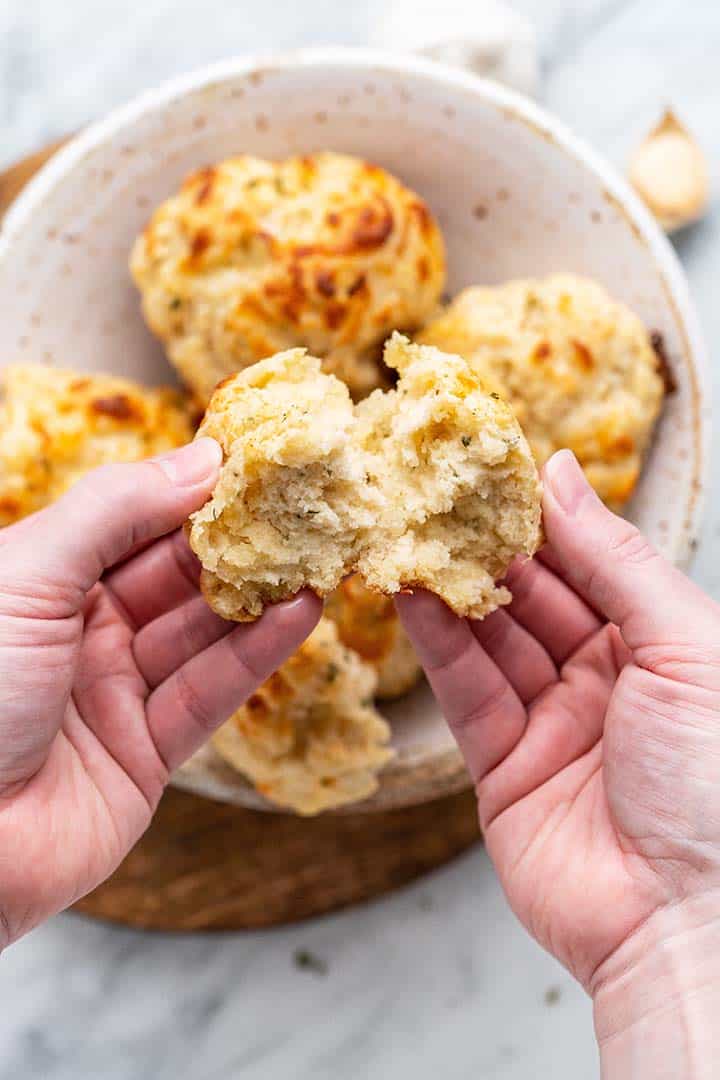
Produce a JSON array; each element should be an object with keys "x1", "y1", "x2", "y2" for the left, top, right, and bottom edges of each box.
[
  {"x1": 628, "y1": 109, "x2": 709, "y2": 233},
  {"x1": 370, "y1": 0, "x2": 539, "y2": 99}
]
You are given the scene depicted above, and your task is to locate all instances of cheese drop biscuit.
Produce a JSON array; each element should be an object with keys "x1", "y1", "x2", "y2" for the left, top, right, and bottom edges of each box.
[
  {"x1": 131, "y1": 152, "x2": 445, "y2": 403},
  {"x1": 417, "y1": 274, "x2": 665, "y2": 509},
  {"x1": 188, "y1": 334, "x2": 542, "y2": 622},
  {"x1": 0, "y1": 364, "x2": 195, "y2": 526},
  {"x1": 211, "y1": 617, "x2": 393, "y2": 815}
]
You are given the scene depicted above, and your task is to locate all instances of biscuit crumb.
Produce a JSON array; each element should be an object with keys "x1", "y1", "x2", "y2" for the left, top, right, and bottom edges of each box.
[
  {"x1": 293, "y1": 948, "x2": 328, "y2": 975},
  {"x1": 188, "y1": 335, "x2": 542, "y2": 622}
]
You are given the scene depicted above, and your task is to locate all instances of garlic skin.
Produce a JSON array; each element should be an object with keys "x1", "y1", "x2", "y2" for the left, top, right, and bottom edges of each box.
[
  {"x1": 370, "y1": 0, "x2": 539, "y2": 99},
  {"x1": 629, "y1": 109, "x2": 709, "y2": 233}
]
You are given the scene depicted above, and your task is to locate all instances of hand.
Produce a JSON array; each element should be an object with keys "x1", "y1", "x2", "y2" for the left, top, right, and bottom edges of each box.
[
  {"x1": 397, "y1": 450, "x2": 720, "y2": 1072},
  {"x1": 0, "y1": 439, "x2": 320, "y2": 947}
]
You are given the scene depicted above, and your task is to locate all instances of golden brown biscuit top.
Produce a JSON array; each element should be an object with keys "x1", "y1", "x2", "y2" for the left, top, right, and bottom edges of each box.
[
  {"x1": 325, "y1": 576, "x2": 400, "y2": 665},
  {"x1": 0, "y1": 364, "x2": 195, "y2": 525},
  {"x1": 417, "y1": 274, "x2": 665, "y2": 508},
  {"x1": 130, "y1": 152, "x2": 446, "y2": 402},
  {"x1": 324, "y1": 575, "x2": 422, "y2": 701},
  {"x1": 143, "y1": 154, "x2": 438, "y2": 274}
]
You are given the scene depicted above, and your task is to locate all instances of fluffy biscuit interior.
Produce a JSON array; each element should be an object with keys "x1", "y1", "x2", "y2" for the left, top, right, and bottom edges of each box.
[
  {"x1": 354, "y1": 335, "x2": 542, "y2": 615},
  {"x1": 188, "y1": 335, "x2": 542, "y2": 621},
  {"x1": 190, "y1": 349, "x2": 382, "y2": 619}
]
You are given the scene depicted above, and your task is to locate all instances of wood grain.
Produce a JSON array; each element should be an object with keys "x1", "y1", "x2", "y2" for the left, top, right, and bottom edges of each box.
[
  {"x1": 72, "y1": 785, "x2": 479, "y2": 930},
  {"x1": 0, "y1": 142, "x2": 480, "y2": 931}
]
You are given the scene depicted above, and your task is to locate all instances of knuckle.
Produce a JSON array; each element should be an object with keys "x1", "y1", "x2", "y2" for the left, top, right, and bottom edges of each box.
[
  {"x1": 419, "y1": 622, "x2": 477, "y2": 677},
  {"x1": 144, "y1": 458, "x2": 177, "y2": 489},
  {"x1": 180, "y1": 602, "x2": 207, "y2": 655},
  {"x1": 505, "y1": 559, "x2": 540, "y2": 610},
  {"x1": 607, "y1": 522, "x2": 656, "y2": 567},
  {"x1": 77, "y1": 461, "x2": 128, "y2": 493},
  {"x1": 74, "y1": 461, "x2": 169, "y2": 551},
  {"x1": 475, "y1": 611, "x2": 512, "y2": 654},
  {"x1": 140, "y1": 762, "x2": 169, "y2": 812},
  {"x1": 175, "y1": 668, "x2": 217, "y2": 733},
  {"x1": 504, "y1": 555, "x2": 533, "y2": 592},
  {"x1": 582, "y1": 523, "x2": 658, "y2": 605},
  {"x1": 0, "y1": 905, "x2": 10, "y2": 950},
  {"x1": 225, "y1": 631, "x2": 266, "y2": 686},
  {"x1": 171, "y1": 530, "x2": 201, "y2": 588},
  {"x1": 81, "y1": 460, "x2": 166, "y2": 498},
  {"x1": 449, "y1": 677, "x2": 511, "y2": 730}
]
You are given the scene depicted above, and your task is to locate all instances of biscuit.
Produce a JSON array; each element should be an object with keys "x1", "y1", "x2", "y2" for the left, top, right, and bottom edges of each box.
[
  {"x1": 211, "y1": 617, "x2": 393, "y2": 814},
  {"x1": 417, "y1": 274, "x2": 665, "y2": 509},
  {"x1": 0, "y1": 364, "x2": 195, "y2": 525},
  {"x1": 188, "y1": 334, "x2": 542, "y2": 621},
  {"x1": 130, "y1": 152, "x2": 445, "y2": 403},
  {"x1": 325, "y1": 575, "x2": 422, "y2": 700}
]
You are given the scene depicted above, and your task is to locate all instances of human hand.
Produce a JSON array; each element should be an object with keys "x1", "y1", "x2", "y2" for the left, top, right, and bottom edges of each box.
[
  {"x1": 397, "y1": 450, "x2": 720, "y2": 1074},
  {"x1": 0, "y1": 439, "x2": 320, "y2": 947}
]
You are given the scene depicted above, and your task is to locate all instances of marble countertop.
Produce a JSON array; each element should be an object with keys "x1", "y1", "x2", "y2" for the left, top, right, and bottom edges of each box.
[{"x1": 0, "y1": 1, "x2": 717, "y2": 1077}]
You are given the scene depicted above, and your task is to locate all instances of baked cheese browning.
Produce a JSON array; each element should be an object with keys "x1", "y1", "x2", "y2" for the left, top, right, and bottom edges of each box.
[
  {"x1": 130, "y1": 152, "x2": 446, "y2": 403},
  {"x1": 211, "y1": 617, "x2": 393, "y2": 814},
  {"x1": 417, "y1": 274, "x2": 665, "y2": 509},
  {"x1": 0, "y1": 364, "x2": 195, "y2": 526},
  {"x1": 325, "y1": 575, "x2": 422, "y2": 700}
]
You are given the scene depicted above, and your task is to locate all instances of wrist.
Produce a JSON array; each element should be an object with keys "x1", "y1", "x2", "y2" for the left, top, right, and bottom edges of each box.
[{"x1": 592, "y1": 892, "x2": 720, "y2": 1079}]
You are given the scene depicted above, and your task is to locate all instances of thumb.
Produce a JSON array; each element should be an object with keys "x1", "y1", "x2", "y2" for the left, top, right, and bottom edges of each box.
[
  {"x1": 6, "y1": 438, "x2": 221, "y2": 612},
  {"x1": 542, "y1": 450, "x2": 716, "y2": 653}
]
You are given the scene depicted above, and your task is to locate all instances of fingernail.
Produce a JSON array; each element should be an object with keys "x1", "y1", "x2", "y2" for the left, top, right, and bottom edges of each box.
[
  {"x1": 153, "y1": 438, "x2": 222, "y2": 487},
  {"x1": 544, "y1": 450, "x2": 592, "y2": 516},
  {"x1": 269, "y1": 589, "x2": 323, "y2": 619},
  {"x1": 273, "y1": 593, "x2": 311, "y2": 613}
]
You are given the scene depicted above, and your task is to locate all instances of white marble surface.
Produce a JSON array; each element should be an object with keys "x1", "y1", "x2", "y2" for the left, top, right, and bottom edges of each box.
[{"x1": 0, "y1": 1, "x2": 717, "y2": 1077}]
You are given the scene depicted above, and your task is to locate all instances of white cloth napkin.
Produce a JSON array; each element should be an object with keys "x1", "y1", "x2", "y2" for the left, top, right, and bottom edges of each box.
[{"x1": 370, "y1": 0, "x2": 539, "y2": 98}]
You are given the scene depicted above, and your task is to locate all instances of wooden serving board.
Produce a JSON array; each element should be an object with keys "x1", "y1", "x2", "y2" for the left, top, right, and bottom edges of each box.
[
  {"x1": 0, "y1": 141, "x2": 479, "y2": 930},
  {"x1": 72, "y1": 785, "x2": 479, "y2": 930}
]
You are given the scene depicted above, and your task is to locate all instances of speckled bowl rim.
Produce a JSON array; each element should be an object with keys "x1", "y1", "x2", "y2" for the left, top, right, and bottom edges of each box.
[{"x1": 0, "y1": 46, "x2": 710, "y2": 568}]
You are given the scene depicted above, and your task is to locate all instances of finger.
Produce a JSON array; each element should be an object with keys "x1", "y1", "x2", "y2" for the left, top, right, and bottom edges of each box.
[
  {"x1": 133, "y1": 595, "x2": 233, "y2": 688},
  {"x1": 542, "y1": 450, "x2": 719, "y2": 654},
  {"x1": 104, "y1": 530, "x2": 202, "y2": 628},
  {"x1": 5, "y1": 439, "x2": 221, "y2": 616},
  {"x1": 478, "y1": 624, "x2": 625, "y2": 829},
  {"x1": 536, "y1": 543, "x2": 606, "y2": 620},
  {"x1": 395, "y1": 590, "x2": 527, "y2": 786},
  {"x1": 146, "y1": 591, "x2": 322, "y2": 770},
  {"x1": 70, "y1": 584, "x2": 169, "y2": 809},
  {"x1": 502, "y1": 555, "x2": 603, "y2": 664},
  {"x1": 535, "y1": 543, "x2": 570, "y2": 578},
  {"x1": 470, "y1": 609, "x2": 557, "y2": 704}
]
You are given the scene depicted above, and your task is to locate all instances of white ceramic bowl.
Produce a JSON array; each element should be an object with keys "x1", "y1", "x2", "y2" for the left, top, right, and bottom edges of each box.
[{"x1": 0, "y1": 48, "x2": 709, "y2": 812}]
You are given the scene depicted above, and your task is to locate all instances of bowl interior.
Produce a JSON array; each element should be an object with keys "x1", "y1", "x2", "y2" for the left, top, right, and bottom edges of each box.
[{"x1": 0, "y1": 51, "x2": 707, "y2": 810}]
